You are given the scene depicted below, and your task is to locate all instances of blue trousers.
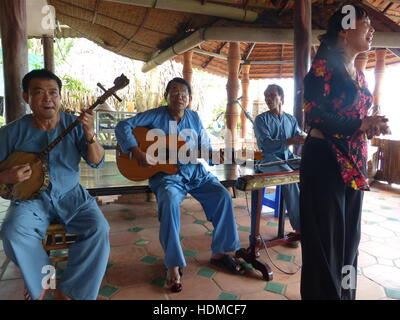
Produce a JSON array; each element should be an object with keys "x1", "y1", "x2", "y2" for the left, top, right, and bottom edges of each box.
[
  {"x1": 150, "y1": 168, "x2": 240, "y2": 268},
  {"x1": 259, "y1": 163, "x2": 300, "y2": 231},
  {"x1": 0, "y1": 185, "x2": 110, "y2": 300}
]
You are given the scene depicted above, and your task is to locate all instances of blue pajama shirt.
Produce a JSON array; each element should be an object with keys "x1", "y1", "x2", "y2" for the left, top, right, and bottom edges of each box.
[
  {"x1": 0, "y1": 113, "x2": 110, "y2": 300},
  {"x1": 254, "y1": 111, "x2": 302, "y2": 231},
  {"x1": 115, "y1": 106, "x2": 240, "y2": 268}
]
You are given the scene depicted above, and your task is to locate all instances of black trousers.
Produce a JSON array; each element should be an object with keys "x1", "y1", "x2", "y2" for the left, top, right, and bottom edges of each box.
[{"x1": 300, "y1": 137, "x2": 363, "y2": 300}]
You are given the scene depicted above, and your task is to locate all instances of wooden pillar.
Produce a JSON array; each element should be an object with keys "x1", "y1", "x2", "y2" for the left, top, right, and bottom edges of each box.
[
  {"x1": 183, "y1": 51, "x2": 193, "y2": 109},
  {"x1": 0, "y1": 0, "x2": 29, "y2": 123},
  {"x1": 42, "y1": 36, "x2": 55, "y2": 73},
  {"x1": 373, "y1": 49, "x2": 386, "y2": 115},
  {"x1": 355, "y1": 52, "x2": 368, "y2": 72},
  {"x1": 240, "y1": 64, "x2": 250, "y2": 140},
  {"x1": 293, "y1": 0, "x2": 311, "y2": 131},
  {"x1": 226, "y1": 42, "x2": 241, "y2": 150}
]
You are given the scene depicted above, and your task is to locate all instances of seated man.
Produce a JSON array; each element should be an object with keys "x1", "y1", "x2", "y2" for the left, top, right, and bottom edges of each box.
[
  {"x1": 0, "y1": 69, "x2": 110, "y2": 300},
  {"x1": 254, "y1": 84, "x2": 305, "y2": 241},
  {"x1": 115, "y1": 77, "x2": 243, "y2": 293}
]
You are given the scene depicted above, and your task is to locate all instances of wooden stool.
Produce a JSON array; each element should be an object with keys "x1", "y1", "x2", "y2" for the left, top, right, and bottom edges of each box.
[{"x1": 42, "y1": 224, "x2": 77, "y2": 264}]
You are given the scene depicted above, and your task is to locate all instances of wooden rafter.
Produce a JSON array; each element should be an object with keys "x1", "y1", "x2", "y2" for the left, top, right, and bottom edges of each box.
[
  {"x1": 360, "y1": 0, "x2": 400, "y2": 30},
  {"x1": 202, "y1": 42, "x2": 227, "y2": 68},
  {"x1": 382, "y1": 2, "x2": 394, "y2": 14},
  {"x1": 91, "y1": 0, "x2": 101, "y2": 24}
]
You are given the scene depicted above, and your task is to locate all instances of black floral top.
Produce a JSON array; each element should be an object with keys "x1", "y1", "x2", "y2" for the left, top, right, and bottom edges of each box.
[{"x1": 304, "y1": 58, "x2": 374, "y2": 191}]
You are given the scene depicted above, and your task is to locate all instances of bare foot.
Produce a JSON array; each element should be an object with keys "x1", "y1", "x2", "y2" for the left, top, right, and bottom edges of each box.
[{"x1": 53, "y1": 288, "x2": 72, "y2": 300}]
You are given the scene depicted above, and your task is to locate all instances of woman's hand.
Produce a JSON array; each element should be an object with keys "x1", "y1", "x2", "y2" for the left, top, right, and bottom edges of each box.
[{"x1": 360, "y1": 115, "x2": 390, "y2": 137}]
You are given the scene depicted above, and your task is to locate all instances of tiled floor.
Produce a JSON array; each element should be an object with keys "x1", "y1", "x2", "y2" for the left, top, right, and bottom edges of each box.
[{"x1": 0, "y1": 181, "x2": 399, "y2": 300}]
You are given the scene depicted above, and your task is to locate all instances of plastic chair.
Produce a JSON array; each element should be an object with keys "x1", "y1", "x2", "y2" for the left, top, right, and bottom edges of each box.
[{"x1": 262, "y1": 185, "x2": 282, "y2": 218}]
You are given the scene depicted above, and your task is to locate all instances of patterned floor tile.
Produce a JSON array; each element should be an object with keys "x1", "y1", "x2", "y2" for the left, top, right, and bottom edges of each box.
[
  {"x1": 218, "y1": 292, "x2": 239, "y2": 300},
  {"x1": 99, "y1": 285, "x2": 119, "y2": 298}
]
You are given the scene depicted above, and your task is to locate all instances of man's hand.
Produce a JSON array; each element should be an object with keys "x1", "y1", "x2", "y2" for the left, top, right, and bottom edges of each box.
[
  {"x1": 130, "y1": 147, "x2": 157, "y2": 167},
  {"x1": 0, "y1": 164, "x2": 32, "y2": 184},
  {"x1": 77, "y1": 109, "x2": 96, "y2": 142},
  {"x1": 286, "y1": 135, "x2": 306, "y2": 146}
]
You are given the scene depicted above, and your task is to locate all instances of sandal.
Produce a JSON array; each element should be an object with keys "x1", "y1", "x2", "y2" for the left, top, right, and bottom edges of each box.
[
  {"x1": 165, "y1": 267, "x2": 183, "y2": 293},
  {"x1": 210, "y1": 254, "x2": 245, "y2": 275}
]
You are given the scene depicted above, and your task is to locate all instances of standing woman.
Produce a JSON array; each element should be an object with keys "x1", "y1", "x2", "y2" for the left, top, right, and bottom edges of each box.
[{"x1": 300, "y1": 4, "x2": 390, "y2": 300}]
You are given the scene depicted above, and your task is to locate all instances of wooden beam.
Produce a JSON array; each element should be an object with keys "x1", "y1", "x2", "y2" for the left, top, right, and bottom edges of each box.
[
  {"x1": 293, "y1": 0, "x2": 311, "y2": 132},
  {"x1": 202, "y1": 42, "x2": 227, "y2": 68},
  {"x1": 42, "y1": 36, "x2": 55, "y2": 73},
  {"x1": 0, "y1": 0, "x2": 29, "y2": 123},
  {"x1": 92, "y1": 0, "x2": 101, "y2": 24},
  {"x1": 359, "y1": 0, "x2": 400, "y2": 32},
  {"x1": 183, "y1": 50, "x2": 193, "y2": 109},
  {"x1": 382, "y1": 2, "x2": 394, "y2": 14},
  {"x1": 240, "y1": 64, "x2": 250, "y2": 139},
  {"x1": 225, "y1": 42, "x2": 241, "y2": 150}
]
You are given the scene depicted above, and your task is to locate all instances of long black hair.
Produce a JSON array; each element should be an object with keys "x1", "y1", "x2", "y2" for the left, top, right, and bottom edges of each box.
[{"x1": 312, "y1": 3, "x2": 369, "y2": 107}]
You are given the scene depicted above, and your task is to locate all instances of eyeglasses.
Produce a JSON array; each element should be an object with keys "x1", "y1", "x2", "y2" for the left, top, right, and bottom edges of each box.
[{"x1": 169, "y1": 90, "x2": 189, "y2": 97}]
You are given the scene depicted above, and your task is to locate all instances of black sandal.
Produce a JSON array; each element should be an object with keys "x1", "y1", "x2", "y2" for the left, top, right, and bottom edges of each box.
[
  {"x1": 210, "y1": 254, "x2": 245, "y2": 275},
  {"x1": 165, "y1": 267, "x2": 183, "y2": 293}
]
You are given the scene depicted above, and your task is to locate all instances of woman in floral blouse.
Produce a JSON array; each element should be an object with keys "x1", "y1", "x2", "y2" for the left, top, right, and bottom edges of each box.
[{"x1": 300, "y1": 4, "x2": 390, "y2": 300}]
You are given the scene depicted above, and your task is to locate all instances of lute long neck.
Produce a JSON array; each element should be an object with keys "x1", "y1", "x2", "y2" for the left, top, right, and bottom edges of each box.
[
  {"x1": 37, "y1": 73, "x2": 129, "y2": 159},
  {"x1": 38, "y1": 94, "x2": 111, "y2": 159}
]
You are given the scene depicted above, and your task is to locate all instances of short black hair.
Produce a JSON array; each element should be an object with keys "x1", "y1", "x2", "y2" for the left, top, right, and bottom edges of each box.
[
  {"x1": 165, "y1": 77, "x2": 192, "y2": 97},
  {"x1": 22, "y1": 69, "x2": 62, "y2": 93},
  {"x1": 264, "y1": 84, "x2": 284, "y2": 99}
]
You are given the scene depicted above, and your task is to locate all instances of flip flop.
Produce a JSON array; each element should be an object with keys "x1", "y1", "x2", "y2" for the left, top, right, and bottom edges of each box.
[
  {"x1": 210, "y1": 254, "x2": 245, "y2": 275},
  {"x1": 165, "y1": 267, "x2": 183, "y2": 293}
]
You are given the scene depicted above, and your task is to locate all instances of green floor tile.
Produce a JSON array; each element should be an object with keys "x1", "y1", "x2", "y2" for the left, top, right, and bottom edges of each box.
[
  {"x1": 364, "y1": 221, "x2": 378, "y2": 225},
  {"x1": 197, "y1": 268, "x2": 216, "y2": 278},
  {"x1": 106, "y1": 263, "x2": 114, "y2": 270},
  {"x1": 135, "y1": 239, "x2": 150, "y2": 246},
  {"x1": 99, "y1": 285, "x2": 119, "y2": 298},
  {"x1": 140, "y1": 255, "x2": 158, "y2": 264},
  {"x1": 183, "y1": 249, "x2": 198, "y2": 258},
  {"x1": 237, "y1": 226, "x2": 251, "y2": 232},
  {"x1": 234, "y1": 205, "x2": 247, "y2": 209},
  {"x1": 151, "y1": 276, "x2": 166, "y2": 288},
  {"x1": 385, "y1": 288, "x2": 400, "y2": 299},
  {"x1": 276, "y1": 254, "x2": 294, "y2": 262},
  {"x1": 381, "y1": 206, "x2": 393, "y2": 210},
  {"x1": 265, "y1": 282, "x2": 285, "y2": 295},
  {"x1": 218, "y1": 292, "x2": 239, "y2": 300},
  {"x1": 124, "y1": 217, "x2": 136, "y2": 221},
  {"x1": 267, "y1": 221, "x2": 278, "y2": 227},
  {"x1": 387, "y1": 217, "x2": 400, "y2": 222},
  {"x1": 128, "y1": 227, "x2": 143, "y2": 233},
  {"x1": 194, "y1": 219, "x2": 207, "y2": 225},
  {"x1": 120, "y1": 208, "x2": 130, "y2": 213},
  {"x1": 179, "y1": 235, "x2": 184, "y2": 241}
]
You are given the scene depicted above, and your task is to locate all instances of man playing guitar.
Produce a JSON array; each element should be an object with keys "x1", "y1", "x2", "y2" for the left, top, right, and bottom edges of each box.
[{"x1": 115, "y1": 77, "x2": 244, "y2": 293}]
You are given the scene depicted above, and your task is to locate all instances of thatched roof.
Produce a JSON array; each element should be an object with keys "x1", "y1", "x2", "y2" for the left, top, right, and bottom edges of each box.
[{"x1": 50, "y1": 0, "x2": 400, "y2": 79}]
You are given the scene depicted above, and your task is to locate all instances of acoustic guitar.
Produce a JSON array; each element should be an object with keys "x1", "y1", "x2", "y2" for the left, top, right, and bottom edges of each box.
[
  {"x1": 116, "y1": 126, "x2": 187, "y2": 181},
  {"x1": 116, "y1": 126, "x2": 263, "y2": 181},
  {"x1": 0, "y1": 74, "x2": 129, "y2": 201}
]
